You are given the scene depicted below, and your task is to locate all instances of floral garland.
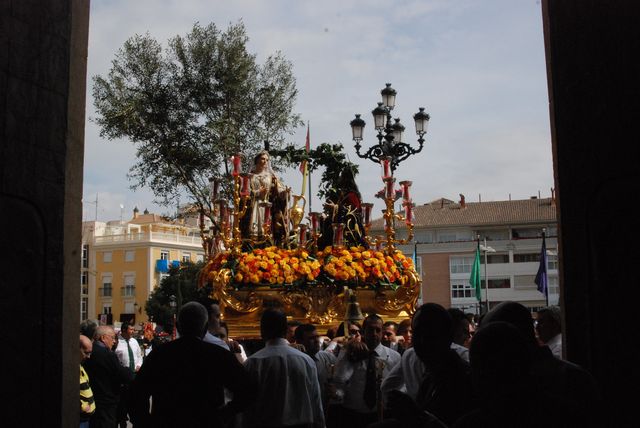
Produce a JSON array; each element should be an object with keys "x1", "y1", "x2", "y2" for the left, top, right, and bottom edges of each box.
[{"x1": 203, "y1": 245, "x2": 417, "y2": 290}]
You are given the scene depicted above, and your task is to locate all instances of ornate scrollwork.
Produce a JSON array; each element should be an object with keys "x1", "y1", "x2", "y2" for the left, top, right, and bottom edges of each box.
[{"x1": 212, "y1": 269, "x2": 262, "y2": 315}]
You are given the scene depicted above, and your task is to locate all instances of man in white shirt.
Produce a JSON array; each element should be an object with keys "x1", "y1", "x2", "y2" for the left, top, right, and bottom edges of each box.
[
  {"x1": 115, "y1": 321, "x2": 142, "y2": 373},
  {"x1": 203, "y1": 302, "x2": 230, "y2": 351},
  {"x1": 114, "y1": 321, "x2": 143, "y2": 428},
  {"x1": 294, "y1": 323, "x2": 337, "y2": 412},
  {"x1": 242, "y1": 309, "x2": 324, "y2": 428},
  {"x1": 333, "y1": 314, "x2": 401, "y2": 428},
  {"x1": 536, "y1": 305, "x2": 563, "y2": 359}
]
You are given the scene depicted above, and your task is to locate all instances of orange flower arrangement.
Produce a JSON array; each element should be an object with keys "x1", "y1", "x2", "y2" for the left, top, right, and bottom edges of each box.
[{"x1": 203, "y1": 245, "x2": 416, "y2": 289}]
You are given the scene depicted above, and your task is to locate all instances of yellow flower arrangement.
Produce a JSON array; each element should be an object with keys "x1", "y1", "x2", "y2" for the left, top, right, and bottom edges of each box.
[{"x1": 203, "y1": 245, "x2": 416, "y2": 289}]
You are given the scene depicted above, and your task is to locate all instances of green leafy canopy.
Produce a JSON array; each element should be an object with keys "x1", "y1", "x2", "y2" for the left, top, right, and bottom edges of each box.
[{"x1": 92, "y1": 21, "x2": 303, "y2": 213}]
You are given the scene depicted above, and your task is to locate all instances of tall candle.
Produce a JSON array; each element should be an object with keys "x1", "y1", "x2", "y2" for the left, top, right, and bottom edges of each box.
[
  {"x1": 240, "y1": 173, "x2": 251, "y2": 196},
  {"x1": 310, "y1": 212, "x2": 321, "y2": 233},
  {"x1": 385, "y1": 177, "x2": 396, "y2": 200},
  {"x1": 381, "y1": 158, "x2": 391, "y2": 179},
  {"x1": 361, "y1": 203, "x2": 373, "y2": 227},
  {"x1": 405, "y1": 203, "x2": 414, "y2": 224},
  {"x1": 399, "y1": 180, "x2": 412, "y2": 201},
  {"x1": 232, "y1": 154, "x2": 242, "y2": 176},
  {"x1": 332, "y1": 223, "x2": 344, "y2": 247},
  {"x1": 299, "y1": 224, "x2": 308, "y2": 246}
]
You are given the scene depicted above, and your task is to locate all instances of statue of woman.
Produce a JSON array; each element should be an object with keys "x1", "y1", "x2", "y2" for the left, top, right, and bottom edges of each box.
[
  {"x1": 318, "y1": 167, "x2": 367, "y2": 249},
  {"x1": 240, "y1": 151, "x2": 289, "y2": 246}
]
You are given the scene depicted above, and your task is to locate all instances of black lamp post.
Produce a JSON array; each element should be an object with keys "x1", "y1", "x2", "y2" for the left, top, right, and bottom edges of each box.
[
  {"x1": 169, "y1": 294, "x2": 177, "y2": 340},
  {"x1": 350, "y1": 83, "x2": 430, "y2": 172}
]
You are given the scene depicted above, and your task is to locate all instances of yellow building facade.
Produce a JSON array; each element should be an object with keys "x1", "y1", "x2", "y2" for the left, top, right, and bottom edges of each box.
[{"x1": 81, "y1": 210, "x2": 204, "y2": 324}]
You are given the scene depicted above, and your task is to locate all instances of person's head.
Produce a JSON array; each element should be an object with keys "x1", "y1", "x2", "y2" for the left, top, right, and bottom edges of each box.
[
  {"x1": 207, "y1": 303, "x2": 222, "y2": 332},
  {"x1": 363, "y1": 314, "x2": 384, "y2": 349},
  {"x1": 412, "y1": 303, "x2": 453, "y2": 364},
  {"x1": 447, "y1": 308, "x2": 471, "y2": 347},
  {"x1": 120, "y1": 321, "x2": 134, "y2": 340},
  {"x1": 294, "y1": 323, "x2": 320, "y2": 356},
  {"x1": 286, "y1": 320, "x2": 302, "y2": 343},
  {"x1": 481, "y1": 301, "x2": 537, "y2": 347},
  {"x1": 261, "y1": 308, "x2": 288, "y2": 341},
  {"x1": 397, "y1": 318, "x2": 412, "y2": 347},
  {"x1": 253, "y1": 151, "x2": 270, "y2": 172},
  {"x1": 95, "y1": 326, "x2": 117, "y2": 349},
  {"x1": 80, "y1": 319, "x2": 98, "y2": 340},
  {"x1": 326, "y1": 326, "x2": 337, "y2": 340},
  {"x1": 470, "y1": 321, "x2": 532, "y2": 398},
  {"x1": 143, "y1": 326, "x2": 155, "y2": 342},
  {"x1": 80, "y1": 335, "x2": 92, "y2": 362},
  {"x1": 535, "y1": 305, "x2": 562, "y2": 344},
  {"x1": 216, "y1": 321, "x2": 230, "y2": 343},
  {"x1": 382, "y1": 321, "x2": 398, "y2": 347},
  {"x1": 177, "y1": 301, "x2": 209, "y2": 338}
]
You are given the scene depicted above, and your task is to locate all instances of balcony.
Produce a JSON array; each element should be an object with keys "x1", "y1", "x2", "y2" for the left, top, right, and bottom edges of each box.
[
  {"x1": 156, "y1": 259, "x2": 180, "y2": 273},
  {"x1": 121, "y1": 286, "x2": 136, "y2": 297},
  {"x1": 94, "y1": 231, "x2": 202, "y2": 246}
]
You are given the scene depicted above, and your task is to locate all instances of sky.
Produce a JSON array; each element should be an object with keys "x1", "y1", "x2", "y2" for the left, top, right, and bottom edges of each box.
[{"x1": 83, "y1": 0, "x2": 552, "y2": 223}]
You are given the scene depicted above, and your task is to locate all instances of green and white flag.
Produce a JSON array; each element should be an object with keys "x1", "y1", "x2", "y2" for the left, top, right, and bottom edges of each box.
[{"x1": 470, "y1": 242, "x2": 482, "y2": 301}]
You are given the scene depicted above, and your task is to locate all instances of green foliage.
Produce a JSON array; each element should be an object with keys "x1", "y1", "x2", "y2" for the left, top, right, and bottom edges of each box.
[
  {"x1": 144, "y1": 261, "x2": 210, "y2": 331},
  {"x1": 270, "y1": 142, "x2": 359, "y2": 201},
  {"x1": 93, "y1": 21, "x2": 302, "y2": 212}
]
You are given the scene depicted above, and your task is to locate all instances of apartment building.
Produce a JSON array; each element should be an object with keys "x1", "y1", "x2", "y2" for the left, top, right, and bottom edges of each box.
[
  {"x1": 81, "y1": 208, "x2": 205, "y2": 324},
  {"x1": 374, "y1": 196, "x2": 559, "y2": 315}
]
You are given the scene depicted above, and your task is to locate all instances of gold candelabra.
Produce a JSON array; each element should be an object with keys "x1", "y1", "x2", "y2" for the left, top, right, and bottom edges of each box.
[{"x1": 362, "y1": 158, "x2": 415, "y2": 255}]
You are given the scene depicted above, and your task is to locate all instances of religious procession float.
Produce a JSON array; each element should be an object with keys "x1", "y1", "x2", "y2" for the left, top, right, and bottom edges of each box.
[{"x1": 197, "y1": 84, "x2": 430, "y2": 333}]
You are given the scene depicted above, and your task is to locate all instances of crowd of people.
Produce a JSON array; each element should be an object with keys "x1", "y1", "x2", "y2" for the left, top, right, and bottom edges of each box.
[{"x1": 78, "y1": 302, "x2": 601, "y2": 428}]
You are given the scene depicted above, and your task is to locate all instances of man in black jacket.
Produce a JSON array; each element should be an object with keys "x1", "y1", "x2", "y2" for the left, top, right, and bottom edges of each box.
[
  {"x1": 83, "y1": 325, "x2": 134, "y2": 428},
  {"x1": 129, "y1": 301, "x2": 257, "y2": 427}
]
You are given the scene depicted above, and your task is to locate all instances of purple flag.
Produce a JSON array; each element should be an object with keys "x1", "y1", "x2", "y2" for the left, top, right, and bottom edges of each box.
[{"x1": 534, "y1": 234, "x2": 548, "y2": 298}]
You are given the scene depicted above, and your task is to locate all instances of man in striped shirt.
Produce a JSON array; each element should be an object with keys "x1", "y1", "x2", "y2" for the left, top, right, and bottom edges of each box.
[{"x1": 79, "y1": 335, "x2": 95, "y2": 428}]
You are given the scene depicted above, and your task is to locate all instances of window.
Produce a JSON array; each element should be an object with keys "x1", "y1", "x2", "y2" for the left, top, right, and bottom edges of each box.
[
  {"x1": 80, "y1": 297, "x2": 88, "y2": 321},
  {"x1": 511, "y1": 228, "x2": 542, "y2": 239},
  {"x1": 82, "y1": 245, "x2": 89, "y2": 268},
  {"x1": 182, "y1": 252, "x2": 191, "y2": 263},
  {"x1": 103, "y1": 251, "x2": 112, "y2": 263},
  {"x1": 102, "y1": 305, "x2": 112, "y2": 314},
  {"x1": 548, "y1": 254, "x2": 558, "y2": 270},
  {"x1": 477, "y1": 229, "x2": 510, "y2": 241},
  {"x1": 451, "y1": 282, "x2": 477, "y2": 299},
  {"x1": 125, "y1": 250, "x2": 135, "y2": 262},
  {"x1": 122, "y1": 275, "x2": 135, "y2": 297},
  {"x1": 486, "y1": 253, "x2": 509, "y2": 264},
  {"x1": 196, "y1": 253, "x2": 205, "y2": 263},
  {"x1": 488, "y1": 278, "x2": 511, "y2": 289},
  {"x1": 450, "y1": 256, "x2": 474, "y2": 274},
  {"x1": 514, "y1": 253, "x2": 540, "y2": 263},
  {"x1": 101, "y1": 276, "x2": 112, "y2": 297},
  {"x1": 160, "y1": 250, "x2": 169, "y2": 260},
  {"x1": 81, "y1": 271, "x2": 88, "y2": 295}
]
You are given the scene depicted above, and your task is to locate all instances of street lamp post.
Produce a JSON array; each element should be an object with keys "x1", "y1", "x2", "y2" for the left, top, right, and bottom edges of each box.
[
  {"x1": 479, "y1": 237, "x2": 496, "y2": 312},
  {"x1": 169, "y1": 294, "x2": 177, "y2": 340},
  {"x1": 350, "y1": 83, "x2": 430, "y2": 173}
]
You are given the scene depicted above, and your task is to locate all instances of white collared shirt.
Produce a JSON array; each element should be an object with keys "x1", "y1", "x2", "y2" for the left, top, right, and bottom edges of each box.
[
  {"x1": 333, "y1": 342, "x2": 401, "y2": 413},
  {"x1": 545, "y1": 333, "x2": 563, "y2": 359},
  {"x1": 242, "y1": 338, "x2": 325, "y2": 428},
  {"x1": 115, "y1": 335, "x2": 143, "y2": 371},
  {"x1": 380, "y1": 347, "x2": 425, "y2": 401},
  {"x1": 450, "y1": 342, "x2": 470, "y2": 362},
  {"x1": 203, "y1": 331, "x2": 230, "y2": 351}
]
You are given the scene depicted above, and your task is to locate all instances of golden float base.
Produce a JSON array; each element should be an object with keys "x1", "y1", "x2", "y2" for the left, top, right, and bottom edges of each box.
[{"x1": 209, "y1": 268, "x2": 421, "y2": 338}]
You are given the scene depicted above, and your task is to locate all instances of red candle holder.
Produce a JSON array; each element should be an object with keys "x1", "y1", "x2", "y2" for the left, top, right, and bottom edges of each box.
[
  {"x1": 309, "y1": 212, "x2": 322, "y2": 234},
  {"x1": 405, "y1": 203, "x2": 414, "y2": 224},
  {"x1": 399, "y1": 180, "x2": 412, "y2": 202},
  {"x1": 361, "y1": 203, "x2": 373, "y2": 227},
  {"x1": 299, "y1": 224, "x2": 308, "y2": 246},
  {"x1": 240, "y1": 173, "x2": 251, "y2": 196},
  {"x1": 381, "y1": 157, "x2": 392, "y2": 179},
  {"x1": 332, "y1": 223, "x2": 344, "y2": 247},
  {"x1": 232, "y1": 154, "x2": 242, "y2": 176},
  {"x1": 384, "y1": 177, "x2": 396, "y2": 200}
]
